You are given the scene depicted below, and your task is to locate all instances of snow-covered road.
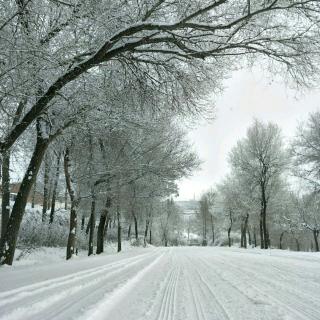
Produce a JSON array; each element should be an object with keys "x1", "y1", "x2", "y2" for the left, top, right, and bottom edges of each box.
[{"x1": 1, "y1": 247, "x2": 320, "y2": 320}]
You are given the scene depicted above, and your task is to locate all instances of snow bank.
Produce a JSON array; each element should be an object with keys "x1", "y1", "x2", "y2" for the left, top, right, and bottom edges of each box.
[{"x1": 12, "y1": 241, "x2": 139, "y2": 268}]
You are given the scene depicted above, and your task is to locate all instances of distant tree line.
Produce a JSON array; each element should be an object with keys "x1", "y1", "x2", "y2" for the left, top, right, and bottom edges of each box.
[{"x1": 199, "y1": 116, "x2": 320, "y2": 252}]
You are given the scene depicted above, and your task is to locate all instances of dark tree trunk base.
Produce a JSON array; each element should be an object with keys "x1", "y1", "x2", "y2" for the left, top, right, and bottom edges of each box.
[{"x1": 0, "y1": 130, "x2": 49, "y2": 265}]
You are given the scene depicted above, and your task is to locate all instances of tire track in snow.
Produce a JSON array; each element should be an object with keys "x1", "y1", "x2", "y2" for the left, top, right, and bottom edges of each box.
[
  {"x1": 197, "y1": 256, "x2": 271, "y2": 320},
  {"x1": 253, "y1": 260, "x2": 320, "y2": 301},
  {"x1": 174, "y1": 253, "x2": 211, "y2": 320},
  {"x1": 156, "y1": 263, "x2": 180, "y2": 319},
  {"x1": 231, "y1": 253, "x2": 320, "y2": 297},
  {"x1": 184, "y1": 255, "x2": 230, "y2": 320},
  {"x1": 218, "y1": 256, "x2": 320, "y2": 320},
  {"x1": 189, "y1": 259, "x2": 231, "y2": 320},
  {"x1": 0, "y1": 250, "x2": 155, "y2": 305},
  {"x1": 40, "y1": 250, "x2": 166, "y2": 320},
  {"x1": 0, "y1": 250, "x2": 161, "y2": 320},
  {"x1": 2, "y1": 247, "x2": 319, "y2": 320},
  {"x1": 201, "y1": 255, "x2": 320, "y2": 320},
  {"x1": 77, "y1": 251, "x2": 165, "y2": 320},
  {"x1": 141, "y1": 249, "x2": 180, "y2": 320},
  {"x1": 186, "y1": 274, "x2": 203, "y2": 320}
]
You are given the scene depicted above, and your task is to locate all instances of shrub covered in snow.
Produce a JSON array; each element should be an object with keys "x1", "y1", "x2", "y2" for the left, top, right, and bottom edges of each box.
[{"x1": 18, "y1": 207, "x2": 87, "y2": 249}]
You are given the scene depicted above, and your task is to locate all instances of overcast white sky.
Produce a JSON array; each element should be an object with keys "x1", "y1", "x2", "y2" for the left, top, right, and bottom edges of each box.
[{"x1": 177, "y1": 68, "x2": 320, "y2": 201}]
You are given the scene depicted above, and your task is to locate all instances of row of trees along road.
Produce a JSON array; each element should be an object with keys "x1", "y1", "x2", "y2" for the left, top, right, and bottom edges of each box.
[
  {"x1": 200, "y1": 117, "x2": 320, "y2": 252},
  {"x1": 1, "y1": 0, "x2": 320, "y2": 265}
]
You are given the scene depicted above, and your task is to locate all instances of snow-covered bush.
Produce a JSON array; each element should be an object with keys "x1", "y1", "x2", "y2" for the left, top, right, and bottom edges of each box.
[{"x1": 18, "y1": 207, "x2": 87, "y2": 249}]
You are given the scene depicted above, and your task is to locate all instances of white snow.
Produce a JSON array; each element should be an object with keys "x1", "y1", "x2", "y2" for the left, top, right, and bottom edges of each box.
[
  {"x1": 13, "y1": 247, "x2": 68, "y2": 267},
  {"x1": 0, "y1": 247, "x2": 320, "y2": 320}
]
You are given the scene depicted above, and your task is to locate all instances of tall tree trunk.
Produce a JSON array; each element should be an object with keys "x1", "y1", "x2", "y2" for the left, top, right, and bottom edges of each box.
[
  {"x1": 96, "y1": 198, "x2": 111, "y2": 254},
  {"x1": 81, "y1": 216, "x2": 85, "y2": 231},
  {"x1": 203, "y1": 216, "x2": 207, "y2": 246},
  {"x1": 96, "y1": 140, "x2": 112, "y2": 253},
  {"x1": 242, "y1": 214, "x2": 249, "y2": 249},
  {"x1": 0, "y1": 14, "x2": 28, "y2": 252},
  {"x1": 0, "y1": 124, "x2": 49, "y2": 265},
  {"x1": 49, "y1": 153, "x2": 61, "y2": 224},
  {"x1": 66, "y1": 202, "x2": 77, "y2": 260},
  {"x1": 279, "y1": 231, "x2": 286, "y2": 249},
  {"x1": 253, "y1": 227, "x2": 257, "y2": 248},
  {"x1": 248, "y1": 228, "x2": 251, "y2": 246},
  {"x1": 260, "y1": 215, "x2": 264, "y2": 249},
  {"x1": 1, "y1": 151, "x2": 10, "y2": 242},
  {"x1": 88, "y1": 193, "x2": 96, "y2": 256},
  {"x1": 85, "y1": 215, "x2": 91, "y2": 234},
  {"x1": 240, "y1": 223, "x2": 244, "y2": 248},
  {"x1": 42, "y1": 154, "x2": 50, "y2": 222},
  {"x1": 127, "y1": 224, "x2": 131, "y2": 240},
  {"x1": 96, "y1": 209, "x2": 108, "y2": 254},
  {"x1": 64, "y1": 186, "x2": 68, "y2": 210},
  {"x1": 31, "y1": 179, "x2": 37, "y2": 209},
  {"x1": 1, "y1": 96, "x2": 27, "y2": 240},
  {"x1": 144, "y1": 219, "x2": 149, "y2": 247},
  {"x1": 313, "y1": 230, "x2": 319, "y2": 252},
  {"x1": 261, "y1": 183, "x2": 268, "y2": 249},
  {"x1": 266, "y1": 228, "x2": 270, "y2": 248},
  {"x1": 149, "y1": 228, "x2": 152, "y2": 245},
  {"x1": 243, "y1": 226, "x2": 247, "y2": 249},
  {"x1": 210, "y1": 214, "x2": 214, "y2": 244},
  {"x1": 117, "y1": 205, "x2": 121, "y2": 253},
  {"x1": 47, "y1": 181, "x2": 53, "y2": 214},
  {"x1": 227, "y1": 227, "x2": 232, "y2": 247},
  {"x1": 133, "y1": 212, "x2": 138, "y2": 240},
  {"x1": 64, "y1": 148, "x2": 78, "y2": 260},
  {"x1": 227, "y1": 210, "x2": 233, "y2": 247}
]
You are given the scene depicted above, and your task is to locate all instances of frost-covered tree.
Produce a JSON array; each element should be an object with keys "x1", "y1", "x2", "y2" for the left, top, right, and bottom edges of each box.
[
  {"x1": 2, "y1": 0, "x2": 320, "y2": 154},
  {"x1": 216, "y1": 176, "x2": 239, "y2": 247},
  {"x1": 198, "y1": 191, "x2": 218, "y2": 246},
  {"x1": 294, "y1": 193, "x2": 320, "y2": 252},
  {"x1": 229, "y1": 120, "x2": 287, "y2": 249},
  {"x1": 60, "y1": 107, "x2": 199, "y2": 258},
  {"x1": 156, "y1": 198, "x2": 183, "y2": 247},
  {"x1": 291, "y1": 111, "x2": 320, "y2": 190},
  {"x1": 206, "y1": 189, "x2": 217, "y2": 245},
  {"x1": 289, "y1": 110, "x2": 320, "y2": 251},
  {"x1": 199, "y1": 194, "x2": 209, "y2": 246}
]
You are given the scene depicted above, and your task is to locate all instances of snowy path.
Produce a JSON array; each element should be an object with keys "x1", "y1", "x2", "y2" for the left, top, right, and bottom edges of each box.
[{"x1": 1, "y1": 247, "x2": 320, "y2": 320}]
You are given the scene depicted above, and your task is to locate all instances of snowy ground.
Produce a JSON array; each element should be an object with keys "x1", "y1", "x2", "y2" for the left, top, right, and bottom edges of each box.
[
  {"x1": 1, "y1": 247, "x2": 320, "y2": 320},
  {"x1": 11, "y1": 242, "x2": 135, "y2": 267}
]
